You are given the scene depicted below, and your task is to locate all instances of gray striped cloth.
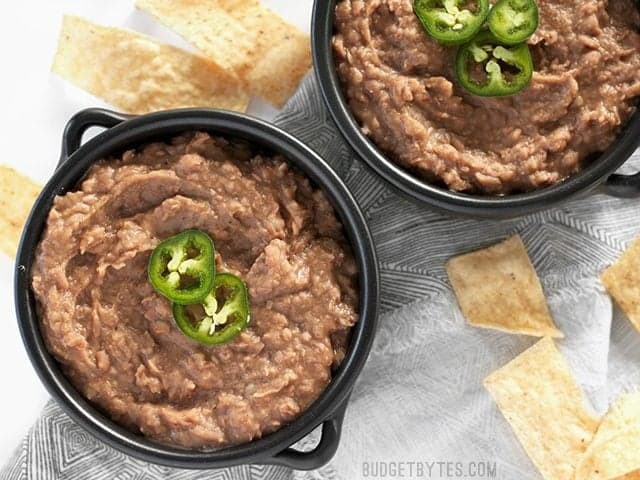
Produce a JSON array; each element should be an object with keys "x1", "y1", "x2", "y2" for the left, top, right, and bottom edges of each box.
[{"x1": 4, "y1": 74, "x2": 640, "y2": 480}]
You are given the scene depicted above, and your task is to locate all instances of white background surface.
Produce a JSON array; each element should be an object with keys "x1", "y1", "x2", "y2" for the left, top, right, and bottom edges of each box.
[{"x1": 0, "y1": 0, "x2": 312, "y2": 464}]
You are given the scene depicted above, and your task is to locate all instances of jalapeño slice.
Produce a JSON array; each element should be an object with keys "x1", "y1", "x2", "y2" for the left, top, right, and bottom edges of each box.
[
  {"x1": 414, "y1": 0, "x2": 490, "y2": 45},
  {"x1": 148, "y1": 230, "x2": 215, "y2": 305},
  {"x1": 455, "y1": 31, "x2": 533, "y2": 97},
  {"x1": 172, "y1": 273, "x2": 250, "y2": 346},
  {"x1": 488, "y1": 0, "x2": 539, "y2": 45}
]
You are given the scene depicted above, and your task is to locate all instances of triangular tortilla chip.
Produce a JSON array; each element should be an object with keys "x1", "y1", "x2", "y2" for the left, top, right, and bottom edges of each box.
[
  {"x1": 602, "y1": 237, "x2": 640, "y2": 333},
  {"x1": 576, "y1": 393, "x2": 640, "y2": 480},
  {"x1": 484, "y1": 337, "x2": 600, "y2": 480},
  {"x1": 447, "y1": 235, "x2": 563, "y2": 337},
  {"x1": 135, "y1": 0, "x2": 311, "y2": 107},
  {"x1": 0, "y1": 165, "x2": 41, "y2": 258},
  {"x1": 52, "y1": 16, "x2": 249, "y2": 114}
]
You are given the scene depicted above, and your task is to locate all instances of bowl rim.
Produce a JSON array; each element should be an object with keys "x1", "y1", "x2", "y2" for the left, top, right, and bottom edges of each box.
[
  {"x1": 311, "y1": 0, "x2": 640, "y2": 217},
  {"x1": 14, "y1": 108, "x2": 380, "y2": 469}
]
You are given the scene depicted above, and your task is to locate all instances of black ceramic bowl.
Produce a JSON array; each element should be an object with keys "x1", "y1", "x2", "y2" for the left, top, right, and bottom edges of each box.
[
  {"x1": 15, "y1": 108, "x2": 379, "y2": 470},
  {"x1": 312, "y1": 0, "x2": 640, "y2": 217}
]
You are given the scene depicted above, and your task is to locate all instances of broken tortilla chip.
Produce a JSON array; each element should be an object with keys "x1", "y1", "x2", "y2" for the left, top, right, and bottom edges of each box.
[
  {"x1": 52, "y1": 15, "x2": 249, "y2": 115},
  {"x1": 484, "y1": 337, "x2": 600, "y2": 480},
  {"x1": 575, "y1": 392, "x2": 640, "y2": 480},
  {"x1": 135, "y1": 0, "x2": 311, "y2": 107},
  {"x1": 0, "y1": 166, "x2": 41, "y2": 258},
  {"x1": 602, "y1": 237, "x2": 640, "y2": 333},
  {"x1": 447, "y1": 235, "x2": 563, "y2": 337}
]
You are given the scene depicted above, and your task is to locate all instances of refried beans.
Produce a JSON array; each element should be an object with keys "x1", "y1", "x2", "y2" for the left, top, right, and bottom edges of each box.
[
  {"x1": 333, "y1": 0, "x2": 640, "y2": 194},
  {"x1": 32, "y1": 132, "x2": 359, "y2": 449}
]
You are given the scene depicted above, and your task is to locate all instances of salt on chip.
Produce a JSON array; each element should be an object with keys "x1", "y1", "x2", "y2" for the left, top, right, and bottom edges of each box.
[
  {"x1": 0, "y1": 166, "x2": 41, "y2": 258},
  {"x1": 575, "y1": 392, "x2": 640, "y2": 480},
  {"x1": 447, "y1": 235, "x2": 563, "y2": 337},
  {"x1": 52, "y1": 16, "x2": 249, "y2": 115},
  {"x1": 135, "y1": 0, "x2": 312, "y2": 107},
  {"x1": 602, "y1": 237, "x2": 640, "y2": 333},
  {"x1": 484, "y1": 337, "x2": 600, "y2": 480}
]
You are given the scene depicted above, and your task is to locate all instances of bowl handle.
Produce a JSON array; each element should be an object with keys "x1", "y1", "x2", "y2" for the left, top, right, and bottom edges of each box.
[
  {"x1": 59, "y1": 108, "x2": 133, "y2": 168},
  {"x1": 265, "y1": 397, "x2": 348, "y2": 470},
  {"x1": 603, "y1": 172, "x2": 640, "y2": 198}
]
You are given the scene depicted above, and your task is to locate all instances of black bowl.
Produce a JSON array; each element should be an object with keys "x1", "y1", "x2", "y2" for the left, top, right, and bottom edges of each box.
[
  {"x1": 312, "y1": 0, "x2": 640, "y2": 217},
  {"x1": 14, "y1": 108, "x2": 380, "y2": 470}
]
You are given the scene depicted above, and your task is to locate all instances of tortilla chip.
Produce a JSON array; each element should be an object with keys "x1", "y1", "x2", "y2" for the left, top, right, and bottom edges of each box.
[
  {"x1": 595, "y1": 392, "x2": 640, "y2": 437},
  {"x1": 575, "y1": 393, "x2": 640, "y2": 480},
  {"x1": 135, "y1": 0, "x2": 312, "y2": 107},
  {"x1": 52, "y1": 16, "x2": 249, "y2": 114},
  {"x1": 0, "y1": 166, "x2": 41, "y2": 258},
  {"x1": 484, "y1": 337, "x2": 600, "y2": 480},
  {"x1": 576, "y1": 429, "x2": 640, "y2": 480},
  {"x1": 602, "y1": 237, "x2": 640, "y2": 333},
  {"x1": 447, "y1": 235, "x2": 563, "y2": 337}
]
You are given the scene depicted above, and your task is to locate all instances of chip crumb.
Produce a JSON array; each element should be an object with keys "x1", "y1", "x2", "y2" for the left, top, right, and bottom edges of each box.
[
  {"x1": 0, "y1": 165, "x2": 41, "y2": 258},
  {"x1": 447, "y1": 235, "x2": 563, "y2": 337},
  {"x1": 602, "y1": 237, "x2": 640, "y2": 333}
]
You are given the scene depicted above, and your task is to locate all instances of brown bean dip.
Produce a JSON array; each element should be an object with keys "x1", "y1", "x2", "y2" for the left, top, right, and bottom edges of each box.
[
  {"x1": 333, "y1": 0, "x2": 640, "y2": 194},
  {"x1": 32, "y1": 132, "x2": 359, "y2": 449}
]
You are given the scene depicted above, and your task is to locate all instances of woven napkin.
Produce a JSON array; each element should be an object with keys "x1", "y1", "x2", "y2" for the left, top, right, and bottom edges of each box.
[{"x1": 3, "y1": 74, "x2": 640, "y2": 480}]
